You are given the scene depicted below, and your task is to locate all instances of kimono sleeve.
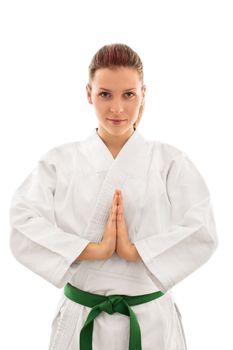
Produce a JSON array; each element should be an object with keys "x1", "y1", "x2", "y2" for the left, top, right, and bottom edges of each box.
[
  {"x1": 134, "y1": 152, "x2": 219, "y2": 293},
  {"x1": 9, "y1": 150, "x2": 91, "y2": 288}
]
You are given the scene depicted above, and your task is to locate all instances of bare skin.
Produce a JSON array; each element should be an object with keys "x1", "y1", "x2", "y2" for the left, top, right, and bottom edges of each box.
[
  {"x1": 115, "y1": 189, "x2": 141, "y2": 261},
  {"x1": 76, "y1": 67, "x2": 145, "y2": 263},
  {"x1": 99, "y1": 190, "x2": 118, "y2": 257},
  {"x1": 75, "y1": 189, "x2": 141, "y2": 262},
  {"x1": 100, "y1": 188, "x2": 141, "y2": 261},
  {"x1": 86, "y1": 67, "x2": 146, "y2": 153}
]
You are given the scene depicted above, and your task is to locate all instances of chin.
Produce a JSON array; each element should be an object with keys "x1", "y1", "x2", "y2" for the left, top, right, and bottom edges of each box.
[
  {"x1": 98, "y1": 121, "x2": 134, "y2": 135},
  {"x1": 111, "y1": 125, "x2": 134, "y2": 135}
]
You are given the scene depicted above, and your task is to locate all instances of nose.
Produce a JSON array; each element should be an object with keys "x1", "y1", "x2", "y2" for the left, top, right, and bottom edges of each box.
[{"x1": 109, "y1": 99, "x2": 124, "y2": 113}]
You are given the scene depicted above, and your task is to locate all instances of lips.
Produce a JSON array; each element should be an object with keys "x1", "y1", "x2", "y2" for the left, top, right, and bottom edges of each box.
[{"x1": 107, "y1": 119, "x2": 126, "y2": 121}]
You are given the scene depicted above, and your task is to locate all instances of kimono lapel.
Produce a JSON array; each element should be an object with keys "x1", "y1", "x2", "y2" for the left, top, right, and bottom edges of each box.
[{"x1": 81, "y1": 128, "x2": 155, "y2": 242}]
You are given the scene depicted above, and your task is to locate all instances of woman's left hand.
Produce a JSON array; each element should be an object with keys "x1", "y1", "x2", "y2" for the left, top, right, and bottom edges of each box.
[{"x1": 115, "y1": 189, "x2": 141, "y2": 262}]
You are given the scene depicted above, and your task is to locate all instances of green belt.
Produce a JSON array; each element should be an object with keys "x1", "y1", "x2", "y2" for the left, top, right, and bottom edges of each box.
[{"x1": 64, "y1": 282, "x2": 165, "y2": 350}]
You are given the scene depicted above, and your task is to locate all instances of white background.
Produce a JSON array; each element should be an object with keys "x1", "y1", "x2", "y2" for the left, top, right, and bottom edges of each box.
[{"x1": 0, "y1": 0, "x2": 232, "y2": 348}]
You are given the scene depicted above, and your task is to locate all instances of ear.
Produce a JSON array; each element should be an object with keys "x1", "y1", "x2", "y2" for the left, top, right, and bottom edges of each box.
[
  {"x1": 141, "y1": 84, "x2": 146, "y2": 103},
  {"x1": 86, "y1": 83, "x2": 93, "y2": 104}
]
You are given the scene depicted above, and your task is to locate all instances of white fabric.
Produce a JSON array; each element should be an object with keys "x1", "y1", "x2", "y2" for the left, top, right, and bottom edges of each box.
[{"x1": 9, "y1": 127, "x2": 218, "y2": 350}]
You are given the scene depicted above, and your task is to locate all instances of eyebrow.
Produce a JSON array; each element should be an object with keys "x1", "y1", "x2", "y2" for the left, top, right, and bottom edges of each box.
[{"x1": 99, "y1": 88, "x2": 137, "y2": 92}]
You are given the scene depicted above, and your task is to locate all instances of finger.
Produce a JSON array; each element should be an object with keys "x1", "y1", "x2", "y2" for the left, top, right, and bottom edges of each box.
[
  {"x1": 115, "y1": 193, "x2": 120, "y2": 206},
  {"x1": 118, "y1": 193, "x2": 124, "y2": 210},
  {"x1": 112, "y1": 192, "x2": 117, "y2": 206},
  {"x1": 116, "y1": 207, "x2": 122, "y2": 221},
  {"x1": 115, "y1": 189, "x2": 121, "y2": 197},
  {"x1": 111, "y1": 196, "x2": 117, "y2": 211},
  {"x1": 110, "y1": 204, "x2": 117, "y2": 221},
  {"x1": 114, "y1": 204, "x2": 118, "y2": 214},
  {"x1": 116, "y1": 202, "x2": 123, "y2": 217},
  {"x1": 114, "y1": 192, "x2": 119, "y2": 206}
]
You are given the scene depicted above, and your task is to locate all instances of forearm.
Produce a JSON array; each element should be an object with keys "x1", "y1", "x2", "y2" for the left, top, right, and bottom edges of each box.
[
  {"x1": 75, "y1": 242, "x2": 107, "y2": 262},
  {"x1": 129, "y1": 243, "x2": 142, "y2": 261}
]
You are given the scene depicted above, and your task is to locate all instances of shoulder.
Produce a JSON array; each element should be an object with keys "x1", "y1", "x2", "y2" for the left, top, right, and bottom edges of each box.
[
  {"x1": 150, "y1": 139, "x2": 207, "y2": 187},
  {"x1": 38, "y1": 141, "x2": 80, "y2": 169},
  {"x1": 148, "y1": 138, "x2": 187, "y2": 166},
  {"x1": 144, "y1": 137, "x2": 203, "y2": 181},
  {"x1": 157, "y1": 141, "x2": 186, "y2": 158}
]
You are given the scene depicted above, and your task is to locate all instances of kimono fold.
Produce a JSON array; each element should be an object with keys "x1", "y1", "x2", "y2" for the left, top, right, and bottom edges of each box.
[{"x1": 9, "y1": 127, "x2": 218, "y2": 350}]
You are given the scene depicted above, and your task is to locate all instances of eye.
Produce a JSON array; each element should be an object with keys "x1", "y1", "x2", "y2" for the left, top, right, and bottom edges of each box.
[
  {"x1": 99, "y1": 92, "x2": 110, "y2": 98},
  {"x1": 98, "y1": 92, "x2": 135, "y2": 98},
  {"x1": 125, "y1": 92, "x2": 135, "y2": 98}
]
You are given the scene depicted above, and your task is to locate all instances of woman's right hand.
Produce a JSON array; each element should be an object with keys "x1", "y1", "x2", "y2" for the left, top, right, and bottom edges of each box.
[{"x1": 99, "y1": 190, "x2": 118, "y2": 258}]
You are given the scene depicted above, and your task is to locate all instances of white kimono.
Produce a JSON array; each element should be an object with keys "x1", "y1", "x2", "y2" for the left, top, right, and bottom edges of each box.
[{"x1": 9, "y1": 127, "x2": 218, "y2": 350}]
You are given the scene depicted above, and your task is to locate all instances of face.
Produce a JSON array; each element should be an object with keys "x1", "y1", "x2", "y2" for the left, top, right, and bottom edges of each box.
[{"x1": 86, "y1": 67, "x2": 146, "y2": 137}]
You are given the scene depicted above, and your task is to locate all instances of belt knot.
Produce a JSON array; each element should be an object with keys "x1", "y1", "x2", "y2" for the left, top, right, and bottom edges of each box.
[
  {"x1": 64, "y1": 283, "x2": 165, "y2": 350},
  {"x1": 99, "y1": 295, "x2": 124, "y2": 315}
]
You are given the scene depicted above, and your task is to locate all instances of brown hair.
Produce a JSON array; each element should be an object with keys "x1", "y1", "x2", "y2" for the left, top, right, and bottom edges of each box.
[{"x1": 88, "y1": 43, "x2": 145, "y2": 130}]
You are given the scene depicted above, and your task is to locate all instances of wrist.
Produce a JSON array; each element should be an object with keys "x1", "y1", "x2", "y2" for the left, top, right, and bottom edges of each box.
[
  {"x1": 129, "y1": 243, "x2": 142, "y2": 262},
  {"x1": 98, "y1": 241, "x2": 112, "y2": 259}
]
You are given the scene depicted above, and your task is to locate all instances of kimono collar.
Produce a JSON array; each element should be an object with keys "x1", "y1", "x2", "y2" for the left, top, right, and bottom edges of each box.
[
  {"x1": 81, "y1": 127, "x2": 149, "y2": 175},
  {"x1": 79, "y1": 128, "x2": 154, "y2": 242}
]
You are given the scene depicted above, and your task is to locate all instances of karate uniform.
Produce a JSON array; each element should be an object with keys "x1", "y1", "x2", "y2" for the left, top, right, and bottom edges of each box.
[{"x1": 9, "y1": 127, "x2": 218, "y2": 350}]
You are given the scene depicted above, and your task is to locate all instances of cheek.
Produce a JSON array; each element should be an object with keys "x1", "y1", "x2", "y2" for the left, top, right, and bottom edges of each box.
[
  {"x1": 129, "y1": 101, "x2": 140, "y2": 113},
  {"x1": 92, "y1": 100, "x2": 105, "y2": 111},
  {"x1": 94, "y1": 104, "x2": 110, "y2": 119}
]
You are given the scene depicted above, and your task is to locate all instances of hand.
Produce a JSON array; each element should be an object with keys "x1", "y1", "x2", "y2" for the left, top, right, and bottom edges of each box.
[
  {"x1": 99, "y1": 191, "x2": 118, "y2": 258},
  {"x1": 115, "y1": 189, "x2": 141, "y2": 262}
]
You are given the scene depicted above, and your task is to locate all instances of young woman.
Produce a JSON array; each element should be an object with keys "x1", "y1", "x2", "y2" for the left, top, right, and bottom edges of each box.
[{"x1": 9, "y1": 43, "x2": 218, "y2": 350}]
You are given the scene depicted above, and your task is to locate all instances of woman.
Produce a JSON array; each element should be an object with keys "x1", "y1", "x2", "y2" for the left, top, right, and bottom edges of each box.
[{"x1": 9, "y1": 43, "x2": 218, "y2": 350}]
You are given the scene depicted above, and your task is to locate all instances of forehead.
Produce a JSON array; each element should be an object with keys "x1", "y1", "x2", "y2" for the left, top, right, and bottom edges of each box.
[{"x1": 93, "y1": 67, "x2": 140, "y2": 90}]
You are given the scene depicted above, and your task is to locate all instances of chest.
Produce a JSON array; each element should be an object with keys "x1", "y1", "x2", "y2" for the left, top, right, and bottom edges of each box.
[{"x1": 53, "y1": 157, "x2": 172, "y2": 241}]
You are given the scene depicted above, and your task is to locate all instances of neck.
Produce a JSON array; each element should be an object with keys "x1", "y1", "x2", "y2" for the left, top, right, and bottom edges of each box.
[{"x1": 96, "y1": 126, "x2": 135, "y2": 150}]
